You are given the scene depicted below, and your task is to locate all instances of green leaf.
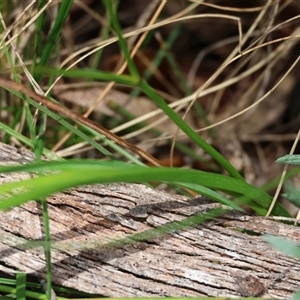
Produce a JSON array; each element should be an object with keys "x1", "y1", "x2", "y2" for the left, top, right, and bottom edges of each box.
[
  {"x1": 16, "y1": 273, "x2": 26, "y2": 300},
  {"x1": 34, "y1": 0, "x2": 74, "y2": 82},
  {"x1": 276, "y1": 154, "x2": 300, "y2": 165},
  {"x1": 282, "y1": 181, "x2": 300, "y2": 208},
  {"x1": 292, "y1": 290, "x2": 300, "y2": 300},
  {"x1": 263, "y1": 235, "x2": 300, "y2": 259},
  {"x1": 0, "y1": 160, "x2": 290, "y2": 217},
  {"x1": 104, "y1": 0, "x2": 242, "y2": 180}
]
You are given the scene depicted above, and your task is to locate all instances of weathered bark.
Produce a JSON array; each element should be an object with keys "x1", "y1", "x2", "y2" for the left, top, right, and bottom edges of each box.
[{"x1": 0, "y1": 142, "x2": 299, "y2": 298}]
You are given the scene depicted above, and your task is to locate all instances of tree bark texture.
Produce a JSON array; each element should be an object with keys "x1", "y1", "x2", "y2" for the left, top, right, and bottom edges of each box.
[{"x1": 0, "y1": 142, "x2": 299, "y2": 298}]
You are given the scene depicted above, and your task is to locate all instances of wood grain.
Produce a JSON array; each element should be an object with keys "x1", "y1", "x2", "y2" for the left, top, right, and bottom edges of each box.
[{"x1": 0, "y1": 142, "x2": 299, "y2": 298}]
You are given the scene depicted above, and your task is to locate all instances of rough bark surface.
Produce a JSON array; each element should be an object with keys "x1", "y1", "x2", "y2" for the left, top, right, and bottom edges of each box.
[{"x1": 0, "y1": 142, "x2": 299, "y2": 298}]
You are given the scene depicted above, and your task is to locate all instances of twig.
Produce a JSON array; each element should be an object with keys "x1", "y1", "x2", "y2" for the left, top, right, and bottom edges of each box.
[{"x1": 0, "y1": 77, "x2": 161, "y2": 166}]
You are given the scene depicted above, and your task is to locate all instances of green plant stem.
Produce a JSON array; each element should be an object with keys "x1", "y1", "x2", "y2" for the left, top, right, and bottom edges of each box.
[
  {"x1": 34, "y1": 0, "x2": 74, "y2": 82},
  {"x1": 139, "y1": 80, "x2": 243, "y2": 179},
  {"x1": 104, "y1": 0, "x2": 242, "y2": 179}
]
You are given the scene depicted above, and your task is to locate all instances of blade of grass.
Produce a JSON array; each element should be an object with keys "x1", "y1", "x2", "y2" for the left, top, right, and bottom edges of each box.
[
  {"x1": 24, "y1": 99, "x2": 37, "y2": 141},
  {"x1": 161, "y1": 23, "x2": 192, "y2": 96},
  {"x1": 37, "y1": 68, "x2": 140, "y2": 85},
  {"x1": 32, "y1": 0, "x2": 48, "y2": 73},
  {"x1": 0, "y1": 161, "x2": 289, "y2": 216},
  {"x1": 0, "y1": 276, "x2": 89, "y2": 297},
  {"x1": 103, "y1": 0, "x2": 140, "y2": 79},
  {"x1": 0, "y1": 24, "x2": 27, "y2": 144},
  {"x1": 0, "y1": 283, "x2": 68, "y2": 300},
  {"x1": 94, "y1": 1, "x2": 243, "y2": 180},
  {"x1": 261, "y1": 166, "x2": 300, "y2": 192},
  {"x1": 0, "y1": 86, "x2": 116, "y2": 159},
  {"x1": 34, "y1": 138, "x2": 52, "y2": 300},
  {"x1": 130, "y1": 23, "x2": 185, "y2": 97},
  {"x1": 110, "y1": 101, "x2": 219, "y2": 171},
  {"x1": 0, "y1": 121, "x2": 63, "y2": 161},
  {"x1": 160, "y1": 32, "x2": 212, "y2": 130},
  {"x1": 139, "y1": 80, "x2": 243, "y2": 179},
  {"x1": 3, "y1": 105, "x2": 23, "y2": 145},
  {"x1": 16, "y1": 273, "x2": 26, "y2": 300},
  {"x1": 177, "y1": 182, "x2": 243, "y2": 211},
  {"x1": 263, "y1": 235, "x2": 300, "y2": 259},
  {"x1": 34, "y1": 0, "x2": 74, "y2": 82},
  {"x1": 0, "y1": 77, "x2": 160, "y2": 166},
  {"x1": 90, "y1": 1, "x2": 115, "y2": 71},
  {"x1": 40, "y1": 69, "x2": 242, "y2": 177}
]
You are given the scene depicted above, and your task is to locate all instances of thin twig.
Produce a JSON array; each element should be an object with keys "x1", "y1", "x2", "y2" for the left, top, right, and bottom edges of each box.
[{"x1": 0, "y1": 77, "x2": 161, "y2": 166}]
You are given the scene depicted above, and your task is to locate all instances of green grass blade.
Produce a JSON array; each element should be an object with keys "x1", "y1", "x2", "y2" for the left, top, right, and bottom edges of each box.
[
  {"x1": 282, "y1": 181, "x2": 300, "y2": 208},
  {"x1": 177, "y1": 182, "x2": 243, "y2": 211},
  {"x1": 34, "y1": 0, "x2": 74, "y2": 82},
  {"x1": 37, "y1": 67, "x2": 140, "y2": 85},
  {"x1": 32, "y1": 0, "x2": 48, "y2": 72},
  {"x1": 264, "y1": 235, "x2": 300, "y2": 259},
  {"x1": 130, "y1": 23, "x2": 181, "y2": 98},
  {"x1": 37, "y1": 67, "x2": 242, "y2": 179},
  {"x1": 0, "y1": 283, "x2": 68, "y2": 300},
  {"x1": 3, "y1": 105, "x2": 23, "y2": 144},
  {"x1": 260, "y1": 165, "x2": 300, "y2": 193},
  {"x1": 103, "y1": 0, "x2": 139, "y2": 78},
  {"x1": 0, "y1": 161, "x2": 289, "y2": 216},
  {"x1": 276, "y1": 154, "x2": 300, "y2": 165},
  {"x1": 102, "y1": 0, "x2": 240, "y2": 179},
  {"x1": 16, "y1": 273, "x2": 26, "y2": 300},
  {"x1": 34, "y1": 138, "x2": 53, "y2": 300},
  {"x1": 0, "y1": 86, "x2": 116, "y2": 159},
  {"x1": 139, "y1": 80, "x2": 243, "y2": 180},
  {"x1": 24, "y1": 100, "x2": 37, "y2": 142},
  {"x1": 0, "y1": 121, "x2": 63, "y2": 161},
  {"x1": 292, "y1": 290, "x2": 300, "y2": 300}
]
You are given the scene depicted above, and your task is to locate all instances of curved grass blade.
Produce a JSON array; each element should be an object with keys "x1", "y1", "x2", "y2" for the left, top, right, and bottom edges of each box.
[
  {"x1": 0, "y1": 161, "x2": 289, "y2": 216},
  {"x1": 104, "y1": 0, "x2": 242, "y2": 180},
  {"x1": 37, "y1": 66, "x2": 243, "y2": 180}
]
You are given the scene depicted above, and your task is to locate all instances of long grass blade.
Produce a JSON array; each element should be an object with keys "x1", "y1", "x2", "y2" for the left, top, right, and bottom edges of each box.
[
  {"x1": 0, "y1": 161, "x2": 289, "y2": 216},
  {"x1": 34, "y1": 0, "x2": 74, "y2": 82}
]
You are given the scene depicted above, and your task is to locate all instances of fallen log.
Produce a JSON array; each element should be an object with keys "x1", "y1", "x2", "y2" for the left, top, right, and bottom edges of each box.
[{"x1": 0, "y1": 142, "x2": 299, "y2": 298}]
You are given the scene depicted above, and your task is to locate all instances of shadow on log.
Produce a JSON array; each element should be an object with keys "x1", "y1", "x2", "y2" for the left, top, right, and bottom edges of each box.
[{"x1": 0, "y1": 142, "x2": 299, "y2": 298}]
